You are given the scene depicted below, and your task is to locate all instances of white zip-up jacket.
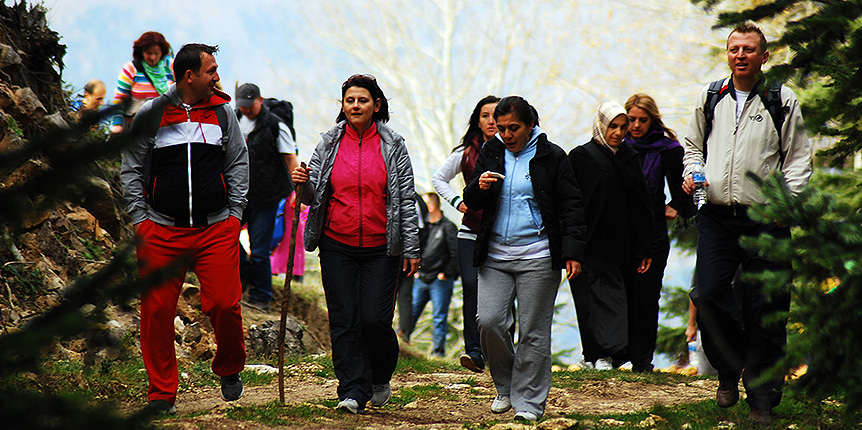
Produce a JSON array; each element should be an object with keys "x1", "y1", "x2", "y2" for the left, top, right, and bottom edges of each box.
[{"x1": 683, "y1": 78, "x2": 812, "y2": 206}]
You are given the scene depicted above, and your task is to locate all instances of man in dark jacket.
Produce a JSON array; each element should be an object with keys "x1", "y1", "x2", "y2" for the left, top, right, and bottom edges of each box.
[
  {"x1": 406, "y1": 192, "x2": 459, "y2": 356},
  {"x1": 234, "y1": 83, "x2": 298, "y2": 312},
  {"x1": 121, "y1": 43, "x2": 248, "y2": 415}
]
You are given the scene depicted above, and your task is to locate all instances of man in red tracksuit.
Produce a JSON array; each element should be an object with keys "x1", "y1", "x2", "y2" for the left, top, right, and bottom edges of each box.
[{"x1": 121, "y1": 43, "x2": 249, "y2": 415}]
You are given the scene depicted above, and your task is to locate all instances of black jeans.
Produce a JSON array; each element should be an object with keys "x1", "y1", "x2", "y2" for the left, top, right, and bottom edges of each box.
[
  {"x1": 457, "y1": 237, "x2": 481, "y2": 356},
  {"x1": 396, "y1": 269, "x2": 416, "y2": 337},
  {"x1": 625, "y1": 236, "x2": 669, "y2": 372},
  {"x1": 318, "y1": 235, "x2": 400, "y2": 404},
  {"x1": 693, "y1": 203, "x2": 790, "y2": 411}
]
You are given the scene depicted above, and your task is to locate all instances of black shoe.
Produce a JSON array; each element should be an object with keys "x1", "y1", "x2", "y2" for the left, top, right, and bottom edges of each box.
[
  {"x1": 716, "y1": 379, "x2": 740, "y2": 408},
  {"x1": 142, "y1": 399, "x2": 176, "y2": 416},
  {"x1": 749, "y1": 408, "x2": 774, "y2": 424},
  {"x1": 460, "y1": 353, "x2": 485, "y2": 373},
  {"x1": 220, "y1": 373, "x2": 243, "y2": 401},
  {"x1": 243, "y1": 299, "x2": 271, "y2": 312},
  {"x1": 632, "y1": 363, "x2": 654, "y2": 373}
]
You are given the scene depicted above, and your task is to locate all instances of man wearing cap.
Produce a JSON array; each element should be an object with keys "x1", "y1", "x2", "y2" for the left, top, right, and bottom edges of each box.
[{"x1": 235, "y1": 83, "x2": 299, "y2": 312}]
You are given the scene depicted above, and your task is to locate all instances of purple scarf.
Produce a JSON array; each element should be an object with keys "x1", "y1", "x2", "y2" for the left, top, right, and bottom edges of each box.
[{"x1": 624, "y1": 127, "x2": 680, "y2": 195}]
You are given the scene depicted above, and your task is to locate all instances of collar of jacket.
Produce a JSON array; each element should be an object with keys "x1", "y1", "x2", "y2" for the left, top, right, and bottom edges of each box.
[
  {"x1": 321, "y1": 120, "x2": 402, "y2": 149},
  {"x1": 485, "y1": 133, "x2": 553, "y2": 158},
  {"x1": 164, "y1": 84, "x2": 231, "y2": 109},
  {"x1": 727, "y1": 76, "x2": 767, "y2": 102}
]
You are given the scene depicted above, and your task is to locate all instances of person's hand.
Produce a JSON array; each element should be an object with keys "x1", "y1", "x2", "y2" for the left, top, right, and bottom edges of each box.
[
  {"x1": 685, "y1": 323, "x2": 698, "y2": 342},
  {"x1": 437, "y1": 273, "x2": 447, "y2": 281},
  {"x1": 478, "y1": 172, "x2": 502, "y2": 191},
  {"x1": 291, "y1": 165, "x2": 310, "y2": 184},
  {"x1": 404, "y1": 258, "x2": 421, "y2": 277},
  {"x1": 565, "y1": 260, "x2": 582, "y2": 280},
  {"x1": 111, "y1": 124, "x2": 123, "y2": 134},
  {"x1": 665, "y1": 205, "x2": 678, "y2": 220},
  {"x1": 637, "y1": 258, "x2": 652, "y2": 274},
  {"x1": 457, "y1": 202, "x2": 468, "y2": 213},
  {"x1": 682, "y1": 174, "x2": 709, "y2": 195},
  {"x1": 133, "y1": 222, "x2": 141, "y2": 234}
]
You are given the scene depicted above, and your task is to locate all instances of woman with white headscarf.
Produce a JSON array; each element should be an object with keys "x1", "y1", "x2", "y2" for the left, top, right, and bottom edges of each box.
[{"x1": 567, "y1": 102, "x2": 654, "y2": 370}]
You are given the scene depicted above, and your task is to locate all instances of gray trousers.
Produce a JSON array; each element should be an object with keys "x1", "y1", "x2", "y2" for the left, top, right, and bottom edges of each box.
[{"x1": 477, "y1": 256, "x2": 560, "y2": 417}]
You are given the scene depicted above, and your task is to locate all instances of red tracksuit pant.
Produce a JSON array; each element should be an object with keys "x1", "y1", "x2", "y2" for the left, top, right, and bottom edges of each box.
[{"x1": 136, "y1": 217, "x2": 247, "y2": 404}]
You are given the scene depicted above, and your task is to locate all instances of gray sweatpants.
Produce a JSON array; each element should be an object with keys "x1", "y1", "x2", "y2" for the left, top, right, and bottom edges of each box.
[{"x1": 477, "y1": 256, "x2": 560, "y2": 417}]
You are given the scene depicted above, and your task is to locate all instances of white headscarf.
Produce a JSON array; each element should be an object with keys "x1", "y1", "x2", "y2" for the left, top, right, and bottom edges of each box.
[{"x1": 592, "y1": 102, "x2": 627, "y2": 153}]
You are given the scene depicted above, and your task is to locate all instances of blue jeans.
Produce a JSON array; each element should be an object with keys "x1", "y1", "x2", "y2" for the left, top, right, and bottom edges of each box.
[
  {"x1": 240, "y1": 201, "x2": 279, "y2": 303},
  {"x1": 411, "y1": 277, "x2": 454, "y2": 355}
]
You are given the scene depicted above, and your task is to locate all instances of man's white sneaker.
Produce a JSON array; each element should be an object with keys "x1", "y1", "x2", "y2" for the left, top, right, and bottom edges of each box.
[
  {"x1": 514, "y1": 411, "x2": 539, "y2": 422},
  {"x1": 370, "y1": 383, "x2": 391, "y2": 407},
  {"x1": 595, "y1": 357, "x2": 613, "y2": 370},
  {"x1": 491, "y1": 395, "x2": 511, "y2": 413},
  {"x1": 336, "y1": 398, "x2": 362, "y2": 414}
]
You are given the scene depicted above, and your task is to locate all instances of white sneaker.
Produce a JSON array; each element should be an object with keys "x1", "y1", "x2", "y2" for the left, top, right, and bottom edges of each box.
[
  {"x1": 491, "y1": 395, "x2": 511, "y2": 413},
  {"x1": 370, "y1": 383, "x2": 391, "y2": 407},
  {"x1": 336, "y1": 398, "x2": 362, "y2": 414},
  {"x1": 514, "y1": 411, "x2": 538, "y2": 422},
  {"x1": 595, "y1": 357, "x2": 613, "y2": 370}
]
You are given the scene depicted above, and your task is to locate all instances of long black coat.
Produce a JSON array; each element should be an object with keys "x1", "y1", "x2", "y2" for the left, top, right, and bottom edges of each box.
[{"x1": 567, "y1": 139, "x2": 654, "y2": 361}]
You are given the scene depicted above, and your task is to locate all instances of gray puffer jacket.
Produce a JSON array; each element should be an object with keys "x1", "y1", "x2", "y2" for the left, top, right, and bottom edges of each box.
[{"x1": 301, "y1": 120, "x2": 420, "y2": 259}]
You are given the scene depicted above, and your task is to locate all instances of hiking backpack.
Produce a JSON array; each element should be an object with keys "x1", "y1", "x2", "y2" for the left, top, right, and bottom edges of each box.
[
  {"x1": 702, "y1": 78, "x2": 788, "y2": 168},
  {"x1": 262, "y1": 98, "x2": 296, "y2": 140}
]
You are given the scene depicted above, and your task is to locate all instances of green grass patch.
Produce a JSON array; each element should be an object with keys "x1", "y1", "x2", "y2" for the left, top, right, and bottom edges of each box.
[
  {"x1": 395, "y1": 355, "x2": 460, "y2": 374},
  {"x1": 552, "y1": 368, "x2": 714, "y2": 389},
  {"x1": 225, "y1": 400, "x2": 343, "y2": 426},
  {"x1": 240, "y1": 368, "x2": 277, "y2": 386},
  {"x1": 390, "y1": 383, "x2": 456, "y2": 405},
  {"x1": 225, "y1": 401, "x2": 293, "y2": 426},
  {"x1": 0, "y1": 358, "x2": 149, "y2": 404},
  {"x1": 558, "y1": 396, "x2": 853, "y2": 429},
  {"x1": 456, "y1": 376, "x2": 479, "y2": 387}
]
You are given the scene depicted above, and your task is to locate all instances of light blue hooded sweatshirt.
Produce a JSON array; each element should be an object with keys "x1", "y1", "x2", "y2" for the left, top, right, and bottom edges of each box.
[{"x1": 490, "y1": 126, "x2": 547, "y2": 247}]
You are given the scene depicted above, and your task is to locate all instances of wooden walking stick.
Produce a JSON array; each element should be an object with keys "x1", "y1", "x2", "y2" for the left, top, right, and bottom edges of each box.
[{"x1": 278, "y1": 161, "x2": 305, "y2": 403}]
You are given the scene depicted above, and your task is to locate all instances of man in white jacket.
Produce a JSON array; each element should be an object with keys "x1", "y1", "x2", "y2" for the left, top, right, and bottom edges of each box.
[{"x1": 681, "y1": 23, "x2": 812, "y2": 424}]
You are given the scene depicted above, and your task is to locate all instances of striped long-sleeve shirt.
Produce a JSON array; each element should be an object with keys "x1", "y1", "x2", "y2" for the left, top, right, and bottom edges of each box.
[{"x1": 111, "y1": 57, "x2": 174, "y2": 127}]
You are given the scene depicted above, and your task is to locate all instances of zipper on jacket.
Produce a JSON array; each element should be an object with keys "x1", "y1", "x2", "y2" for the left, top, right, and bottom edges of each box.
[
  {"x1": 358, "y1": 133, "x2": 364, "y2": 246},
  {"x1": 728, "y1": 96, "x2": 748, "y2": 208},
  {"x1": 181, "y1": 103, "x2": 194, "y2": 226},
  {"x1": 503, "y1": 155, "x2": 518, "y2": 244},
  {"x1": 527, "y1": 198, "x2": 543, "y2": 236}
]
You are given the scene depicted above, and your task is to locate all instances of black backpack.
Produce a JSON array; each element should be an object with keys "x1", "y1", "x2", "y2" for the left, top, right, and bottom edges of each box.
[
  {"x1": 702, "y1": 78, "x2": 788, "y2": 168},
  {"x1": 262, "y1": 98, "x2": 296, "y2": 140}
]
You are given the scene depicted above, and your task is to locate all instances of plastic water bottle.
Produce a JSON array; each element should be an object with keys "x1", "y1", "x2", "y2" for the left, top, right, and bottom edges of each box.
[
  {"x1": 688, "y1": 341, "x2": 700, "y2": 370},
  {"x1": 692, "y1": 161, "x2": 707, "y2": 209}
]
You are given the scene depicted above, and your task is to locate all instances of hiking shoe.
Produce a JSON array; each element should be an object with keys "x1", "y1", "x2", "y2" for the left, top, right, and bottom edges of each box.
[
  {"x1": 370, "y1": 383, "x2": 391, "y2": 407},
  {"x1": 749, "y1": 408, "x2": 774, "y2": 424},
  {"x1": 142, "y1": 399, "x2": 176, "y2": 416},
  {"x1": 595, "y1": 357, "x2": 613, "y2": 370},
  {"x1": 491, "y1": 395, "x2": 511, "y2": 413},
  {"x1": 716, "y1": 379, "x2": 739, "y2": 408},
  {"x1": 220, "y1": 373, "x2": 243, "y2": 401},
  {"x1": 336, "y1": 398, "x2": 363, "y2": 414},
  {"x1": 460, "y1": 353, "x2": 485, "y2": 373},
  {"x1": 514, "y1": 411, "x2": 538, "y2": 422},
  {"x1": 244, "y1": 299, "x2": 271, "y2": 312}
]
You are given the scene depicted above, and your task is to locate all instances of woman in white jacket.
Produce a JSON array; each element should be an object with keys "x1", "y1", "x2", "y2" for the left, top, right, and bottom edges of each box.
[{"x1": 432, "y1": 95, "x2": 499, "y2": 373}]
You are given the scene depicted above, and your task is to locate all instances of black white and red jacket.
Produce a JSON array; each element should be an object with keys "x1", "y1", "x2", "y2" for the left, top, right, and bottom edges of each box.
[{"x1": 121, "y1": 84, "x2": 248, "y2": 228}]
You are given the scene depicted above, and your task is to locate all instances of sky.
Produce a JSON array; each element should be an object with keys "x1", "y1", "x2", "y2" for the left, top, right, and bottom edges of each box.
[{"x1": 38, "y1": 0, "x2": 724, "y2": 366}]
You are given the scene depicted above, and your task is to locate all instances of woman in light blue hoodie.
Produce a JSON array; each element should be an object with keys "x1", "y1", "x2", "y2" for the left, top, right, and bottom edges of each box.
[{"x1": 463, "y1": 96, "x2": 586, "y2": 422}]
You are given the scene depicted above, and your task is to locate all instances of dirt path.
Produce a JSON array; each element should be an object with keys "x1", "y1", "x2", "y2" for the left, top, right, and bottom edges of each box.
[{"x1": 159, "y1": 368, "x2": 718, "y2": 429}]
